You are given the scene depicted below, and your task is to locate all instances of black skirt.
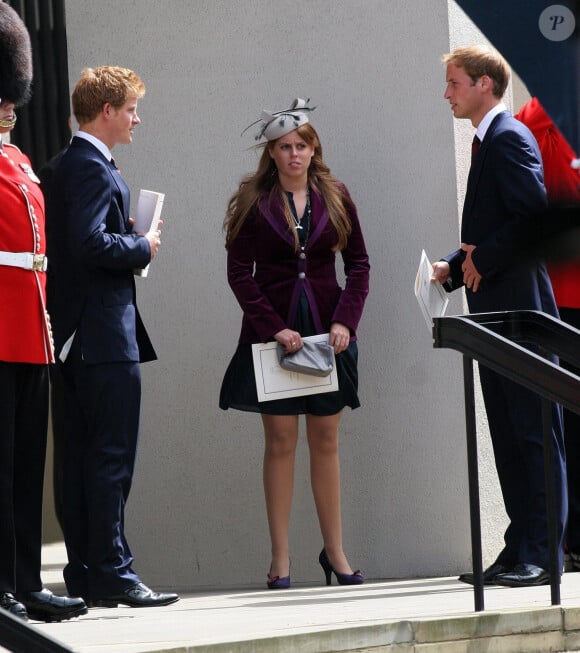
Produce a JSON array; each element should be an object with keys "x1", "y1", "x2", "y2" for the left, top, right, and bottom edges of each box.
[{"x1": 219, "y1": 293, "x2": 360, "y2": 416}]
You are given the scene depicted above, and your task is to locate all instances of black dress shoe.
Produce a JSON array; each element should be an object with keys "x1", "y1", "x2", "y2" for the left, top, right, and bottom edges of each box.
[
  {"x1": 458, "y1": 562, "x2": 512, "y2": 586},
  {"x1": 493, "y1": 563, "x2": 551, "y2": 587},
  {"x1": 93, "y1": 582, "x2": 179, "y2": 608},
  {"x1": 16, "y1": 588, "x2": 87, "y2": 622},
  {"x1": 0, "y1": 592, "x2": 28, "y2": 620}
]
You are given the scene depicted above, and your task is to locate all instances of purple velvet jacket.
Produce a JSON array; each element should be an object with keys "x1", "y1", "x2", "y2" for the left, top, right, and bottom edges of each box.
[{"x1": 227, "y1": 184, "x2": 370, "y2": 344}]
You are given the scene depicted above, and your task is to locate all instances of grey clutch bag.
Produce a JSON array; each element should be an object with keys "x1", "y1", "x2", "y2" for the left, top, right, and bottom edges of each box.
[{"x1": 276, "y1": 341, "x2": 334, "y2": 377}]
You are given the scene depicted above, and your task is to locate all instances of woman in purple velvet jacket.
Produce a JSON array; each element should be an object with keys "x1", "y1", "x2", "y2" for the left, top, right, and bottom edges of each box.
[{"x1": 220, "y1": 99, "x2": 370, "y2": 589}]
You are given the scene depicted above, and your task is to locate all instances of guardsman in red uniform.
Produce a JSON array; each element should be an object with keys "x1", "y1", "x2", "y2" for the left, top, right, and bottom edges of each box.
[
  {"x1": 0, "y1": 3, "x2": 86, "y2": 622},
  {"x1": 516, "y1": 97, "x2": 580, "y2": 572}
]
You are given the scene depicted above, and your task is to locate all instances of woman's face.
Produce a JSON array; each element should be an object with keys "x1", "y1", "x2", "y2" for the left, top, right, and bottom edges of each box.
[{"x1": 268, "y1": 130, "x2": 314, "y2": 182}]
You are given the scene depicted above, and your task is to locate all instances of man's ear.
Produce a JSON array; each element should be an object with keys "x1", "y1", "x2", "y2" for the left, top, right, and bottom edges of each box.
[
  {"x1": 102, "y1": 102, "x2": 113, "y2": 119},
  {"x1": 480, "y1": 75, "x2": 492, "y2": 92}
]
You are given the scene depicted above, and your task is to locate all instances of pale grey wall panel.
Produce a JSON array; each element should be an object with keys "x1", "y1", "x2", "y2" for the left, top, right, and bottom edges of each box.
[{"x1": 60, "y1": 0, "x2": 498, "y2": 589}]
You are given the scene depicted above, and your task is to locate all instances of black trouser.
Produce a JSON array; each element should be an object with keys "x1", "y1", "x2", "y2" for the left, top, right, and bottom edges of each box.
[
  {"x1": 479, "y1": 361, "x2": 567, "y2": 571},
  {"x1": 49, "y1": 364, "x2": 65, "y2": 529},
  {"x1": 60, "y1": 337, "x2": 142, "y2": 601},
  {"x1": 0, "y1": 362, "x2": 48, "y2": 592}
]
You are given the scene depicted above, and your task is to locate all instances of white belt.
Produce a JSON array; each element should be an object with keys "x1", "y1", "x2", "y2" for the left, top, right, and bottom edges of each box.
[{"x1": 0, "y1": 251, "x2": 47, "y2": 272}]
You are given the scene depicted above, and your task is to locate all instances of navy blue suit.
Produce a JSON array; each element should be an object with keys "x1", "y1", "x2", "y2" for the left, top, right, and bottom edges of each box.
[
  {"x1": 444, "y1": 111, "x2": 567, "y2": 571},
  {"x1": 47, "y1": 136, "x2": 156, "y2": 601}
]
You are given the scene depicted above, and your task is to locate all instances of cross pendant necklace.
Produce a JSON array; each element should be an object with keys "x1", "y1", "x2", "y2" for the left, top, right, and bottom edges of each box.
[{"x1": 292, "y1": 188, "x2": 310, "y2": 230}]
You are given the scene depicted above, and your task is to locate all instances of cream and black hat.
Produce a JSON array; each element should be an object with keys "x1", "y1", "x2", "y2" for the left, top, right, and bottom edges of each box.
[
  {"x1": 244, "y1": 98, "x2": 316, "y2": 141},
  {"x1": 0, "y1": 2, "x2": 32, "y2": 106}
]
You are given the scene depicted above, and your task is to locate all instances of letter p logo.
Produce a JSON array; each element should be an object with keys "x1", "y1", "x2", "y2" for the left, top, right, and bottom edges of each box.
[{"x1": 539, "y1": 5, "x2": 575, "y2": 41}]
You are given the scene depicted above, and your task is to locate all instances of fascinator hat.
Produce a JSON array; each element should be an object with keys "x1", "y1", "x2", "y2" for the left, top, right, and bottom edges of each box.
[
  {"x1": 242, "y1": 98, "x2": 316, "y2": 141},
  {"x1": 0, "y1": 2, "x2": 33, "y2": 107}
]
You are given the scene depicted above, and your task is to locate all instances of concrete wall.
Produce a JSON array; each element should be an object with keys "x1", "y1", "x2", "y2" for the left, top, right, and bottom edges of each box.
[{"x1": 57, "y1": 0, "x2": 505, "y2": 590}]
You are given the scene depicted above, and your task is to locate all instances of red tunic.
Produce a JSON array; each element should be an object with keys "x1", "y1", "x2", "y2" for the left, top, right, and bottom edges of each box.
[{"x1": 0, "y1": 142, "x2": 54, "y2": 363}]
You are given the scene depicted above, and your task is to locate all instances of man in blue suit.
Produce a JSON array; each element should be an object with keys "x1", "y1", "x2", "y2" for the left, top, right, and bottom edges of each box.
[
  {"x1": 47, "y1": 66, "x2": 179, "y2": 607},
  {"x1": 432, "y1": 45, "x2": 567, "y2": 587}
]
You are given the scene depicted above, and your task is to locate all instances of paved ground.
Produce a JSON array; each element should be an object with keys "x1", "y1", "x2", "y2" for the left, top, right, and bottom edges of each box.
[{"x1": 10, "y1": 542, "x2": 580, "y2": 652}]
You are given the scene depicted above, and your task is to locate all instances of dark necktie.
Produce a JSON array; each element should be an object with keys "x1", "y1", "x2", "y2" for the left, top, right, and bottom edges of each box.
[{"x1": 471, "y1": 135, "x2": 481, "y2": 158}]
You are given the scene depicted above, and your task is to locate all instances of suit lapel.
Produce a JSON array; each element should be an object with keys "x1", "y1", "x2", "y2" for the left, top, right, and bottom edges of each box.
[
  {"x1": 306, "y1": 189, "x2": 328, "y2": 249},
  {"x1": 70, "y1": 137, "x2": 130, "y2": 222},
  {"x1": 464, "y1": 112, "x2": 507, "y2": 217},
  {"x1": 107, "y1": 163, "x2": 130, "y2": 222},
  {"x1": 259, "y1": 193, "x2": 294, "y2": 245},
  {"x1": 258, "y1": 187, "x2": 329, "y2": 248}
]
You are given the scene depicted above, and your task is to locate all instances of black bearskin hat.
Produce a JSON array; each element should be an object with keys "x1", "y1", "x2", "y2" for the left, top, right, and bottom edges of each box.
[{"x1": 0, "y1": 2, "x2": 32, "y2": 106}]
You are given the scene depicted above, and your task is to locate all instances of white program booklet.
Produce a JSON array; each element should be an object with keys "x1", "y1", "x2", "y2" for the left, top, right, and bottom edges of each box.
[
  {"x1": 133, "y1": 189, "x2": 165, "y2": 278},
  {"x1": 252, "y1": 333, "x2": 338, "y2": 402},
  {"x1": 414, "y1": 249, "x2": 449, "y2": 332}
]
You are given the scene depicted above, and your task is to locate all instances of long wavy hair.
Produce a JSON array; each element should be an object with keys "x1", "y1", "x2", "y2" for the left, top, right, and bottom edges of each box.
[{"x1": 224, "y1": 123, "x2": 352, "y2": 251}]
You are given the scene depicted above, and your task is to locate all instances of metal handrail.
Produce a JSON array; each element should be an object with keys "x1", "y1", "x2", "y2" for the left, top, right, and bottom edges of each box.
[
  {"x1": 433, "y1": 310, "x2": 579, "y2": 413},
  {"x1": 433, "y1": 310, "x2": 580, "y2": 612},
  {"x1": 0, "y1": 608, "x2": 75, "y2": 653}
]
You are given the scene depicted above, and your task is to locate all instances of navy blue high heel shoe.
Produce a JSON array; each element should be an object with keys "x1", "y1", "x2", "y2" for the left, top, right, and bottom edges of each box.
[
  {"x1": 319, "y1": 549, "x2": 364, "y2": 586},
  {"x1": 267, "y1": 573, "x2": 291, "y2": 590},
  {"x1": 267, "y1": 560, "x2": 291, "y2": 590}
]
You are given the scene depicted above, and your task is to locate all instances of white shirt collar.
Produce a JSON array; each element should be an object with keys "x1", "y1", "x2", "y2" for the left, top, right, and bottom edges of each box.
[
  {"x1": 75, "y1": 130, "x2": 113, "y2": 162},
  {"x1": 476, "y1": 102, "x2": 507, "y2": 142}
]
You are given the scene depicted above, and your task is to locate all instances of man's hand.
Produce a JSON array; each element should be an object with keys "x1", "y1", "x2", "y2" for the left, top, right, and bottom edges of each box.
[
  {"x1": 460, "y1": 243, "x2": 482, "y2": 292},
  {"x1": 145, "y1": 219, "x2": 163, "y2": 259},
  {"x1": 431, "y1": 261, "x2": 450, "y2": 285}
]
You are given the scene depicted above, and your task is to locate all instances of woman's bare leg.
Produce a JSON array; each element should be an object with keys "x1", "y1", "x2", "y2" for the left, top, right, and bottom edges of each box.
[
  {"x1": 306, "y1": 412, "x2": 355, "y2": 574},
  {"x1": 261, "y1": 414, "x2": 299, "y2": 578}
]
